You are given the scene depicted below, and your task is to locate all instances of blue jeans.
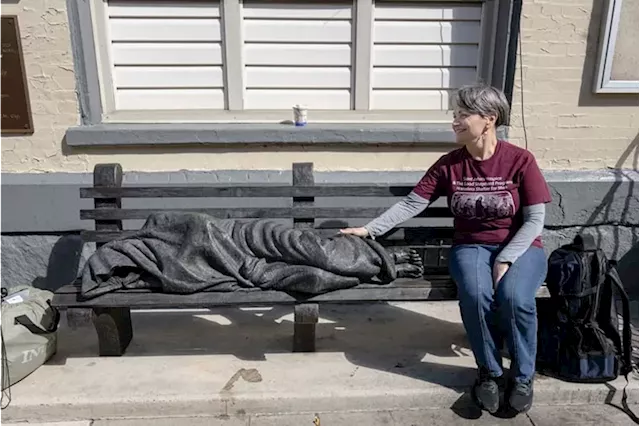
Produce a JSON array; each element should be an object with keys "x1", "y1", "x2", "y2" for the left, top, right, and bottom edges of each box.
[{"x1": 449, "y1": 244, "x2": 547, "y2": 383}]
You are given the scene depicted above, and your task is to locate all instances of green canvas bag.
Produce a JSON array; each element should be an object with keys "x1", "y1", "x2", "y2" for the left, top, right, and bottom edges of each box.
[{"x1": 1, "y1": 285, "x2": 59, "y2": 391}]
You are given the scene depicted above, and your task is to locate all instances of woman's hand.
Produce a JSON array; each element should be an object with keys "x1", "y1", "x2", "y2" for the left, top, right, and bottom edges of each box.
[
  {"x1": 492, "y1": 261, "x2": 510, "y2": 286},
  {"x1": 339, "y1": 227, "x2": 369, "y2": 237}
]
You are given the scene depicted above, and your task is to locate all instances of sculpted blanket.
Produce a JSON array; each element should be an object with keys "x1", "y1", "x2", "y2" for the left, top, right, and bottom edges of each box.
[{"x1": 80, "y1": 212, "x2": 410, "y2": 299}]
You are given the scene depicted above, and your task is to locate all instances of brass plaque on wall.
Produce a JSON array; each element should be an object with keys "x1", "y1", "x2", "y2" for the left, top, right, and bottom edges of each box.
[{"x1": 2, "y1": 16, "x2": 34, "y2": 135}]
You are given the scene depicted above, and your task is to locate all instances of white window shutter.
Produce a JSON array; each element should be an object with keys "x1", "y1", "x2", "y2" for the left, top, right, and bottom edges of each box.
[
  {"x1": 371, "y1": 2, "x2": 481, "y2": 110},
  {"x1": 100, "y1": 0, "x2": 486, "y2": 116},
  {"x1": 107, "y1": 1, "x2": 225, "y2": 110},
  {"x1": 242, "y1": 2, "x2": 353, "y2": 110}
]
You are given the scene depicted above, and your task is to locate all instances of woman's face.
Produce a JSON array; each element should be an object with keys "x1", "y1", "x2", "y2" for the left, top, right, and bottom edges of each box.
[{"x1": 452, "y1": 108, "x2": 496, "y2": 144}]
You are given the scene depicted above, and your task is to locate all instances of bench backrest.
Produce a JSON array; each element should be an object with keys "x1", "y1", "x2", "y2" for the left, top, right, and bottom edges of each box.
[{"x1": 80, "y1": 163, "x2": 454, "y2": 274}]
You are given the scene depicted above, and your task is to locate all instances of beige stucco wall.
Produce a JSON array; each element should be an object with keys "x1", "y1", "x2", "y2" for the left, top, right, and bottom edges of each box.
[
  {"x1": 1, "y1": 0, "x2": 82, "y2": 172},
  {"x1": 2, "y1": 0, "x2": 638, "y2": 173},
  {"x1": 509, "y1": 0, "x2": 638, "y2": 170}
]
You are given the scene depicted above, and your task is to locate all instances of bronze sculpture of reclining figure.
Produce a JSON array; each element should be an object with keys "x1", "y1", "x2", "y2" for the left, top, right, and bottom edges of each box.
[{"x1": 81, "y1": 212, "x2": 424, "y2": 299}]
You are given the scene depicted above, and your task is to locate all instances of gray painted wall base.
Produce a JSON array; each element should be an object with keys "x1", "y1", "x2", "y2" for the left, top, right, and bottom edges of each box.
[{"x1": 1, "y1": 234, "x2": 94, "y2": 293}]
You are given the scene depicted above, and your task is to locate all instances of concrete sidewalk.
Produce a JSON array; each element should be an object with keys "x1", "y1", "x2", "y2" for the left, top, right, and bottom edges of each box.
[
  {"x1": 3, "y1": 405, "x2": 639, "y2": 426},
  {"x1": 2, "y1": 302, "x2": 638, "y2": 423}
]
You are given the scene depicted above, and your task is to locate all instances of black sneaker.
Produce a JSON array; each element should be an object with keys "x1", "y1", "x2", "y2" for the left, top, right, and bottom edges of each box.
[
  {"x1": 509, "y1": 380, "x2": 534, "y2": 413},
  {"x1": 471, "y1": 370, "x2": 501, "y2": 414}
]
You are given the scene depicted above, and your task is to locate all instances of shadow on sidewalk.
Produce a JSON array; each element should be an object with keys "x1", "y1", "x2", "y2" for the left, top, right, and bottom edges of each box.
[{"x1": 50, "y1": 303, "x2": 478, "y2": 393}]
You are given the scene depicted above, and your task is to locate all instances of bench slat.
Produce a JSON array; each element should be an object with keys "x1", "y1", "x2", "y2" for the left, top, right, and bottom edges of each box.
[
  {"x1": 53, "y1": 282, "x2": 549, "y2": 308},
  {"x1": 52, "y1": 283, "x2": 550, "y2": 308},
  {"x1": 80, "y1": 185, "x2": 417, "y2": 199},
  {"x1": 52, "y1": 279, "x2": 457, "y2": 308},
  {"x1": 80, "y1": 207, "x2": 453, "y2": 221}
]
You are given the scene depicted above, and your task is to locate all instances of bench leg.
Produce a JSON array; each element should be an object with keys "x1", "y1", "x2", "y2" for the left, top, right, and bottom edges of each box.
[
  {"x1": 293, "y1": 303, "x2": 319, "y2": 352},
  {"x1": 92, "y1": 307, "x2": 133, "y2": 356}
]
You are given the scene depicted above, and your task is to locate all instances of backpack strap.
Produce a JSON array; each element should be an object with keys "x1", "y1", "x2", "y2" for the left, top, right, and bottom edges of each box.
[
  {"x1": 587, "y1": 251, "x2": 608, "y2": 323},
  {"x1": 621, "y1": 375, "x2": 638, "y2": 423},
  {"x1": 605, "y1": 264, "x2": 638, "y2": 423},
  {"x1": 606, "y1": 266, "x2": 633, "y2": 376},
  {"x1": 573, "y1": 234, "x2": 597, "y2": 251}
]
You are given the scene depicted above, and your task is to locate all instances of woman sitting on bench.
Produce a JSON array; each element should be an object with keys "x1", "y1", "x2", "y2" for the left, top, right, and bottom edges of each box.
[{"x1": 341, "y1": 83, "x2": 551, "y2": 415}]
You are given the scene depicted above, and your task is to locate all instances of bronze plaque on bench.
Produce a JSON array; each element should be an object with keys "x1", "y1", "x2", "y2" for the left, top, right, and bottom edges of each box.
[{"x1": 1, "y1": 16, "x2": 34, "y2": 135}]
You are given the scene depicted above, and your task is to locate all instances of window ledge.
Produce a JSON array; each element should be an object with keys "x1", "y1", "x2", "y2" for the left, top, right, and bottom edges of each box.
[{"x1": 65, "y1": 123, "x2": 457, "y2": 147}]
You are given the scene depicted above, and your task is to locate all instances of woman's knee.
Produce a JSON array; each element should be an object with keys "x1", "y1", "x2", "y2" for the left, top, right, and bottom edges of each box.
[
  {"x1": 495, "y1": 284, "x2": 535, "y2": 313},
  {"x1": 495, "y1": 250, "x2": 546, "y2": 312},
  {"x1": 449, "y1": 245, "x2": 493, "y2": 304}
]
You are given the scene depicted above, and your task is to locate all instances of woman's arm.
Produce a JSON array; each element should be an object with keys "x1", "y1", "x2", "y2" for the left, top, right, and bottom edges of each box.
[
  {"x1": 363, "y1": 192, "x2": 430, "y2": 238},
  {"x1": 341, "y1": 156, "x2": 445, "y2": 238},
  {"x1": 495, "y1": 203, "x2": 545, "y2": 264}
]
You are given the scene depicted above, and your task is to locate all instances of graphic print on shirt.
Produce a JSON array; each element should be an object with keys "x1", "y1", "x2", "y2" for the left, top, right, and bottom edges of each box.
[{"x1": 451, "y1": 176, "x2": 515, "y2": 220}]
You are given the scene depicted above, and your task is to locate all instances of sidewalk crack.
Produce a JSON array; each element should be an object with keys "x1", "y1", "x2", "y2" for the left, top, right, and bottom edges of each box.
[{"x1": 388, "y1": 410, "x2": 396, "y2": 425}]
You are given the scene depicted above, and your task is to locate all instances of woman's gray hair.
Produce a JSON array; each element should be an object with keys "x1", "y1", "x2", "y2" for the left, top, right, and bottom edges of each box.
[{"x1": 451, "y1": 84, "x2": 510, "y2": 127}]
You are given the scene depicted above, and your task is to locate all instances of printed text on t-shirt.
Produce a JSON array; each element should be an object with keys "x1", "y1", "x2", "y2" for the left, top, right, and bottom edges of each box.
[{"x1": 452, "y1": 177, "x2": 514, "y2": 192}]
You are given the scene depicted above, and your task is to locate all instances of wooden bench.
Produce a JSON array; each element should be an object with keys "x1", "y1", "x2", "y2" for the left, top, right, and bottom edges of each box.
[{"x1": 53, "y1": 162, "x2": 462, "y2": 356}]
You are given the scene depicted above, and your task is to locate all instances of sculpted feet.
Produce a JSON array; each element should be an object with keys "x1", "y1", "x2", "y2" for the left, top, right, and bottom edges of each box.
[
  {"x1": 387, "y1": 247, "x2": 424, "y2": 278},
  {"x1": 396, "y1": 263, "x2": 424, "y2": 279},
  {"x1": 387, "y1": 247, "x2": 423, "y2": 267}
]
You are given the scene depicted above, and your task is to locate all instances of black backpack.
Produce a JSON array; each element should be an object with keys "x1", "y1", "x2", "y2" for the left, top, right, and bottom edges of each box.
[{"x1": 536, "y1": 234, "x2": 633, "y2": 385}]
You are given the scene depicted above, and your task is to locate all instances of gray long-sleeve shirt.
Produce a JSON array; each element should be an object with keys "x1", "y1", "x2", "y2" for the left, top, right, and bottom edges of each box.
[{"x1": 363, "y1": 192, "x2": 545, "y2": 264}]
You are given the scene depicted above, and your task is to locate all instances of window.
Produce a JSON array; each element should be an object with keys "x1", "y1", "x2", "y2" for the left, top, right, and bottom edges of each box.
[
  {"x1": 594, "y1": 0, "x2": 639, "y2": 93},
  {"x1": 102, "y1": 1, "x2": 225, "y2": 110},
  {"x1": 370, "y1": 3, "x2": 481, "y2": 110},
  {"x1": 242, "y1": 2, "x2": 354, "y2": 110},
  {"x1": 90, "y1": 0, "x2": 501, "y2": 123}
]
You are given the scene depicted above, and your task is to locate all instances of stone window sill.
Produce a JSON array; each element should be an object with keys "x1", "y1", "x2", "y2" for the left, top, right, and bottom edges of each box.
[{"x1": 64, "y1": 123, "x2": 457, "y2": 147}]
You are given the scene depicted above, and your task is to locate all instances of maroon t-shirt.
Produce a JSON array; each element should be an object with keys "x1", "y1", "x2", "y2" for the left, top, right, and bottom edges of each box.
[{"x1": 413, "y1": 140, "x2": 552, "y2": 247}]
